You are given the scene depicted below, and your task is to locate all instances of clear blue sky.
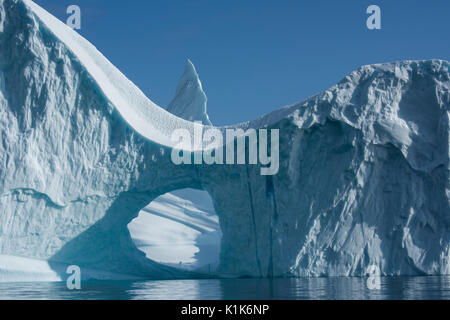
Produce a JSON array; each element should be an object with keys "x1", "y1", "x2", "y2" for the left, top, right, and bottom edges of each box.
[{"x1": 34, "y1": 0, "x2": 450, "y2": 125}]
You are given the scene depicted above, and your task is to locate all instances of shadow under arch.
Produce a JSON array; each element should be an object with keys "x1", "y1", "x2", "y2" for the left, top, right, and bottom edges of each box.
[
  {"x1": 47, "y1": 178, "x2": 218, "y2": 281},
  {"x1": 128, "y1": 187, "x2": 222, "y2": 275}
]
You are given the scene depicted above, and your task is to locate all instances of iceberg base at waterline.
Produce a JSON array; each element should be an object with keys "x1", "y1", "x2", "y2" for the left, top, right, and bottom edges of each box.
[{"x1": 0, "y1": 0, "x2": 448, "y2": 281}]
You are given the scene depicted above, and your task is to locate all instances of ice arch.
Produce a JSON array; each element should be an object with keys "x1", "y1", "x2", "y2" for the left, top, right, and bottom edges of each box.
[
  {"x1": 0, "y1": 0, "x2": 448, "y2": 281},
  {"x1": 128, "y1": 189, "x2": 221, "y2": 274}
]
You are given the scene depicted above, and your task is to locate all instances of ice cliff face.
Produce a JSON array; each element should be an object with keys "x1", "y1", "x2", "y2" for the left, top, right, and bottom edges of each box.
[
  {"x1": 0, "y1": 0, "x2": 448, "y2": 281},
  {"x1": 166, "y1": 60, "x2": 212, "y2": 125},
  {"x1": 227, "y1": 60, "x2": 450, "y2": 277}
]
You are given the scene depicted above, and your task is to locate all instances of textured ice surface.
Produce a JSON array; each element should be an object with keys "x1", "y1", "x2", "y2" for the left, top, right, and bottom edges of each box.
[
  {"x1": 0, "y1": 0, "x2": 448, "y2": 281},
  {"x1": 21, "y1": 0, "x2": 210, "y2": 153}
]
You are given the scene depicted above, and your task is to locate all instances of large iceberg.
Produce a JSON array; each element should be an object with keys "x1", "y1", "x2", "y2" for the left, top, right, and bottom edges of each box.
[{"x1": 0, "y1": 0, "x2": 448, "y2": 281}]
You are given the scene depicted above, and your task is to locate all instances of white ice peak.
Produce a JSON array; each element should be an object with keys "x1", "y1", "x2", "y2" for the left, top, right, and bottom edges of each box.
[{"x1": 167, "y1": 60, "x2": 212, "y2": 125}]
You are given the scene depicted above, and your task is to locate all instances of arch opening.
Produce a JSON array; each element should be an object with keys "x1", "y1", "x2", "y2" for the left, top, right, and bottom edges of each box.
[{"x1": 127, "y1": 188, "x2": 222, "y2": 275}]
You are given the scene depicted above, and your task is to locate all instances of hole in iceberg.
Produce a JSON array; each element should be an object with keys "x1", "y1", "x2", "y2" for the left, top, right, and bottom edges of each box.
[{"x1": 127, "y1": 188, "x2": 222, "y2": 275}]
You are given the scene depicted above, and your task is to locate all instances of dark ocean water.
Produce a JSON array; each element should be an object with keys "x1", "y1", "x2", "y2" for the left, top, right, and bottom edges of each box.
[{"x1": 0, "y1": 276, "x2": 449, "y2": 300}]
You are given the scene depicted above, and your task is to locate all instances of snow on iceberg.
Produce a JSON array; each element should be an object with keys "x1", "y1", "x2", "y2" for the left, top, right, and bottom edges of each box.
[{"x1": 0, "y1": 0, "x2": 448, "y2": 281}]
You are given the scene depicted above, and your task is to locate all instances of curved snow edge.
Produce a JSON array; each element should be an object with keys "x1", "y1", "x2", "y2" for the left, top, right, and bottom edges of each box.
[
  {"x1": 22, "y1": 0, "x2": 208, "y2": 151},
  {"x1": 20, "y1": 1, "x2": 450, "y2": 173}
]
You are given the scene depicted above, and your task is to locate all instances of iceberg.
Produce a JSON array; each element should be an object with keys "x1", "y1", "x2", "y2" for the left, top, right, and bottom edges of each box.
[{"x1": 0, "y1": 0, "x2": 448, "y2": 281}]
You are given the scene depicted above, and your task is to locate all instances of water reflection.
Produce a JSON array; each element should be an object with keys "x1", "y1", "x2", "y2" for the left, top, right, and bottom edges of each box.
[{"x1": 0, "y1": 276, "x2": 449, "y2": 300}]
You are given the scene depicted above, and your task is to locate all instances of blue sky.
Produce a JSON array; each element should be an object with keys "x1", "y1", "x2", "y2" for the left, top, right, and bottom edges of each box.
[{"x1": 34, "y1": 0, "x2": 450, "y2": 125}]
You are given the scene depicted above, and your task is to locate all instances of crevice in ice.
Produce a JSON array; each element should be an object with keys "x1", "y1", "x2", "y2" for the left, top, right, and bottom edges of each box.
[
  {"x1": 265, "y1": 175, "x2": 279, "y2": 278},
  {"x1": 245, "y1": 165, "x2": 263, "y2": 277},
  {"x1": 8, "y1": 188, "x2": 64, "y2": 209}
]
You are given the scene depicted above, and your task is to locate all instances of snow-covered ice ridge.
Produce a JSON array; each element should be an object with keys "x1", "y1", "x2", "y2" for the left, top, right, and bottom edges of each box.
[{"x1": 0, "y1": 0, "x2": 448, "y2": 281}]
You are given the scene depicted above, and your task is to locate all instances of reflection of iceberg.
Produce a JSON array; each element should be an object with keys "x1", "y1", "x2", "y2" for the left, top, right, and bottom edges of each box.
[{"x1": 0, "y1": 0, "x2": 448, "y2": 282}]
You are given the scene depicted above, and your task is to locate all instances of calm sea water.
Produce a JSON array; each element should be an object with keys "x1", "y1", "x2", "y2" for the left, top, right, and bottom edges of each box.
[{"x1": 0, "y1": 276, "x2": 449, "y2": 300}]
